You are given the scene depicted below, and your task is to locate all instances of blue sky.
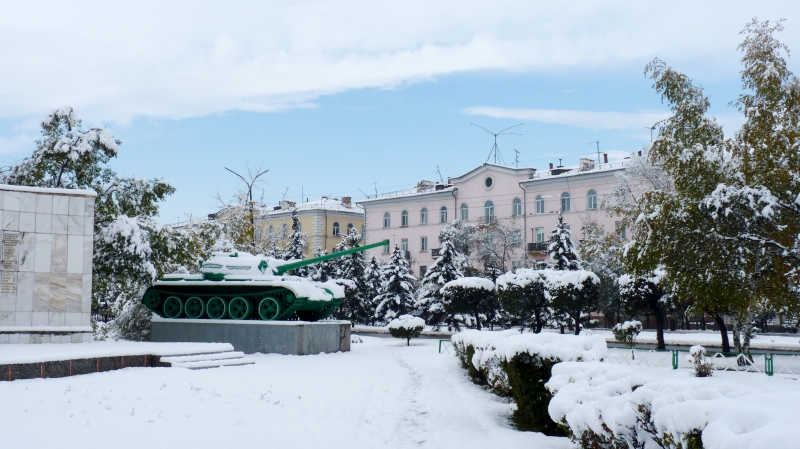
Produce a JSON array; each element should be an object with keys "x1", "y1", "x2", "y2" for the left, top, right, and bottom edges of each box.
[{"x1": 0, "y1": 1, "x2": 796, "y2": 222}]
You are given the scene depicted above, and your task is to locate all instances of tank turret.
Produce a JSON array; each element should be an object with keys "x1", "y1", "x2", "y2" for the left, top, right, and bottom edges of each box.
[{"x1": 142, "y1": 239, "x2": 389, "y2": 322}]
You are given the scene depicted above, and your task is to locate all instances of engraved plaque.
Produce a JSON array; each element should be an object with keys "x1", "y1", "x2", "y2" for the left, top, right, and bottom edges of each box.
[
  {"x1": 2, "y1": 231, "x2": 20, "y2": 271},
  {"x1": 1, "y1": 271, "x2": 16, "y2": 294}
]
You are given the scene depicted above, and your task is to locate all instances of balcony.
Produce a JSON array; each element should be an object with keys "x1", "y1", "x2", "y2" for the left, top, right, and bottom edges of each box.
[{"x1": 527, "y1": 242, "x2": 549, "y2": 252}]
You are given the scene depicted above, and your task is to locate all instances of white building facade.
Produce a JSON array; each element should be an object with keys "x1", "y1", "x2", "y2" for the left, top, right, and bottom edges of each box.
[{"x1": 359, "y1": 160, "x2": 628, "y2": 276}]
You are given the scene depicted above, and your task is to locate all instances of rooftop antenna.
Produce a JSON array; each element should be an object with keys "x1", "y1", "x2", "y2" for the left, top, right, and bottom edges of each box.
[
  {"x1": 435, "y1": 165, "x2": 444, "y2": 183},
  {"x1": 280, "y1": 186, "x2": 289, "y2": 201},
  {"x1": 514, "y1": 149, "x2": 520, "y2": 168},
  {"x1": 587, "y1": 140, "x2": 601, "y2": 164},
  {"x1": 471, "y1": 122, "x2": 522, "y2": 165},
  {"x1": 644, "y1": 125, "x2": 656, "y2": 142},
  {"x1": 371, "y1": 181, "x2": 377, "y2": 198},
  {"x1": 357, "y1": 188, "x2": 371, "y2": 199}
]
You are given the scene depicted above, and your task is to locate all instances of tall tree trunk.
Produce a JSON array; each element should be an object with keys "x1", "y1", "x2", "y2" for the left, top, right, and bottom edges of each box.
[
  {"x1": 742, "y1": 306, "x2": 754, "y2": 355},
  {"x1": 652, "y1": 306, "x2": 666, "y2": 350},
  {"x1": 713, "y1": 313, "x2": 730, "y2": 353},
  {"x1": 573, "y1": 311, "x2": 581, "y2": 335},
  {"x1": 733, "y1": 316, "x2": 742, "y2": 353}
]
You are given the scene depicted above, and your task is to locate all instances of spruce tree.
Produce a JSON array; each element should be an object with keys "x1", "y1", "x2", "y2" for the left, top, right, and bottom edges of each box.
[
  {"x1": 415, "y1": 240, "x2": 463, "y2": 328},
  {"x1": 363, "y1": 253, "x2": 384, "y2": 325},
  {"x1": 375, "y1": 245, "x2": 417, "y2": 322},
  {"x1": 333, "y1": 229, "x2": 368, "y2": 324},
  {"x1": 547, "y1": 211, "x2": 583, "y2": 271},
  {"x1": 283, "y1": 208, "x2": 310, "y2": 276},
  {"x1": 310, "y1": 245, "x2": 335, "y2": 282}
]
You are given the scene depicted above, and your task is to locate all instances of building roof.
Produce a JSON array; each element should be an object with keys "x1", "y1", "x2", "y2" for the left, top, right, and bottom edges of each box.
[
  {"x1": 261, "y1": 197, "x2": 363, "y2": 217},
  {"x1": 447, "y1": 163, "x2": 536, "y2": 183},
  {"x1": 520, "y1": 161, "x2": 628, "y2": 184},
  {"x1": 357, "y1": 185, "x2": 455, "y2": 205}
]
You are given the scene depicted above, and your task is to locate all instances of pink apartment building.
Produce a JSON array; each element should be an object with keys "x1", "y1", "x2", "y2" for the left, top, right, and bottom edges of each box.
[{"x1": 358, "y1": 158, "x2": 628, "y2": 277}]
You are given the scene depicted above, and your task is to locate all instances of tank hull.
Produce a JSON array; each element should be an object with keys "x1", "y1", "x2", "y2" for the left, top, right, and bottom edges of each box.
[{"x1": 142, "y1": 281, "x2": 341, "y2": 322}]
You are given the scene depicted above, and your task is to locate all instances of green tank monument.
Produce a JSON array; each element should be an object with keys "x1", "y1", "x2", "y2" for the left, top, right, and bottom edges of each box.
[{"x1": 145, "y1": 239, "x2": 389, "y2": 355}]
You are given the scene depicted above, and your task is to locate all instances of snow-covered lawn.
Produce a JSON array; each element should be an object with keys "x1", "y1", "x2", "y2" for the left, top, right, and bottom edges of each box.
[
  {"x1": 0, "y1": 337, "x2": 569, "y2": 449},
  {"x1": 589, "y1": 329, "x2": 800, "y2": 351}
]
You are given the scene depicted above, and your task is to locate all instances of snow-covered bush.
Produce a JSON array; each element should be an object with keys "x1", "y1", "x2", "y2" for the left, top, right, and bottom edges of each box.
[
  {"x1": 496, "y1": 269, "x2": 549, "y2": 333},
  {"x1": 547, "y1": 361, "x2": 797, "y2": 449},
  {"x1": 387, "y1": 315, "x2": 425, "y2": 346},
  {"x1": 442, "y1": 277, "x2": 495, "y2": 330},
  {"x1": 452, "y1": 330, "x2": 607, "y2": 434},
  {"x1": 687, "y1": 345, "x2": 713, "y2": 378},
  {"x1": 612, "y1": 320, "x2": 642, "y2": 359}
]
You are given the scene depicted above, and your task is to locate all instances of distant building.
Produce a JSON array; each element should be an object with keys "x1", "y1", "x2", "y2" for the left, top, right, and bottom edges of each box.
[
  {"x1": 257, "y1": 197, "x2": 364, "y2": 257},
  {"x1": 359, "y1": 157, "x2": 629, "y2": 277}
]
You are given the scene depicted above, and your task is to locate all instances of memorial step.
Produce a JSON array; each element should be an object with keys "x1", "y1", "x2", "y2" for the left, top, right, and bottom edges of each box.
[{"x1": 160, "y1": 351, "x2": 255, "y2": 370}]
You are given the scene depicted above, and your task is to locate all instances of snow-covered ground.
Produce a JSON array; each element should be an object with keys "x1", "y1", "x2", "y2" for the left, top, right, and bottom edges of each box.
[
  {"x1": 0, "y1": 341, "x2": 235, "y2": 364},
  {"x1": 589, "y1": 329, "x2": 800, "y2": 351},
  {"x1": 0, "y1": 336, "x2": 569, "y2": 449}
]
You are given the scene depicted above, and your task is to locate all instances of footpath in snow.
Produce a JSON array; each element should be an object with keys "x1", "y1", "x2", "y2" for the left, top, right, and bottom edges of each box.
[{"x1": 0, "y1": 336, "x2": 569, "y2": 449}]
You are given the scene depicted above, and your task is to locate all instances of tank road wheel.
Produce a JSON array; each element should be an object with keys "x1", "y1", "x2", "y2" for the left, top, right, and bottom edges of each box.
[
  {"x1": 258, "y1": 297, "x2": 282, "y2": 321},
  {"x1": 163, "y1": 296, "x2": 184, "y2": 318},
  {"x1": 143, "y1": 290, "x2": 161, "y2": 311},
  {"x1": 228, "y1": 297, "x2": 252, "y2": 320},
  {"x1": 184, "y1": 297, "x2": 205, "y2": 319},
  {"x1": 206, "y1": 297, "x2": 227, "y2": 319}
]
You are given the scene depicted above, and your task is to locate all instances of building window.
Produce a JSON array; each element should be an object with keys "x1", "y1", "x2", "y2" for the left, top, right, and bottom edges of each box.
[
  {"x1": 419, "y1": 266, "x2": 427, "y2": 278},
  {"x1": 383, "y1": 212, "x2": 391, "y2": 228},
  {"x1": 512, "y1": 261, "x2": 521, "y2": 270},
  {"x1": 420, "y1": 207, "x2": 428, "y2": 225},
  {"x1": 421, "y1": 236, "x2": 428, "y2": 251},
  {"x1": 616, "y1": 221, "x2": 627, "y2": 239},
  {"x1": 512, "y1": 197, "x2": 522, "y2": 216},
  {"x1": 347, "y1": 223, "x2": 354, "y2": 233},
  {"x1": 587, "y1": 189, "x2": 598, "y2": 210},
  {"x1": 535, "y1": 195, "x2": 545, "y2": 214},
  {"x1": 401, "y1": 210, "x2": 409, "y2": 227},
  {"x1": 332, "y1": 222, "x2": 340, "y2": 236},
  {"x1": 439, "y1": 206, "x2": 448, "y2": 223},
  {"x1": 484, "y1": 200, "x2": 495, "y2": 224},
  {"x1": 484, "y1": 176, "x2": 494, "y2": 189},
  {"x1": 535, "y1": 227, "x2": 545, "y2": 243},
  {"x1": 401, "y1": 238, "x2": 409, "y2": 252},
  {"x1": 561, "y1": 192, "x2": 571, "y2": 212},
  {"x1": 460, "y1": 203, "x2": 469, "y2": 221},
  {"x1": 383, "y1": 241, "x2": 390, "y2": 254}
]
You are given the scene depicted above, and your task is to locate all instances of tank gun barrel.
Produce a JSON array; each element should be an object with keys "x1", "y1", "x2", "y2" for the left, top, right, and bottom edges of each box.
[{"x1": 274, "y1": 239, "x2": 390, "y2": 275}]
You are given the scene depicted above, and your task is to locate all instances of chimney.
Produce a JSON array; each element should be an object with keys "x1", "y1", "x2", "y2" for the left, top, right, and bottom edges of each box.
[
  {"x1": 603, "y1": 153, "x2": 608, "y2": 164},
  {"x1": 207, "y1": 213, "x2": 217, "y2": 220},
  {"x1": 342, "y1": 197, "x2": 352, "y2": 208},
  {"x1": 638, "y1": 150, "x2": 642, "y2": 157},
  {"x1": 549, "y1": 163, "x2": 554, "y2": 170}
]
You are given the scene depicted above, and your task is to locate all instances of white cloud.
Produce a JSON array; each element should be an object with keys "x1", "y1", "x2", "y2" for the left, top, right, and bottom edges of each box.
[
  {"x1": 464, "y1": 106, "x2": 670, "y2": 131},
  {"x1": 0, "y1": 1, "x2": 795, "y2": 123}
]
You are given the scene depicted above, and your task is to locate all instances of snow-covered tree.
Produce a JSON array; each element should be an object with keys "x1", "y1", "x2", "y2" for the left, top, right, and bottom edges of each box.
[
  {"x1": 472, "y1": 219, "x2": 523, "y2": 275},
  {"x1": 623, "y1": 20, "x2": 800, "y2": 352},
  {"x1": 547, "y1": 211, "x2": 582, "y2": 271},
  {"x1": 375, "y1": 245, "x2": 417, "y2": 322},
  {"x1": 442, "y1": 277, "x2": 496, "y2": 331},
  {"x1": 283, "y1": 207, "x2": 308, "y2": 260},
  {"x1": 579, "y1": 215, "x2": 625, "y2": 327},
  {"x1": 415, "y1": 239, "x2": 463, "y2": 328},
  {"x1": 309, "y1": 245, "x2": 335, "y2": 282},
  {"x1": 546, "y1": 269, "x2": 601, "y2": 335},
  {"x1": 332, "y1": 229, "x2": 368, "y2": 324},
  {"x1": 496, "y1": 269, "x2": 549, "y2": 333},
  {"x1": 0, "y1": 107, "x2": 199, "y2": 341},
  {"x1": 619, "y1": 268, "x2": 670, "y2": 350},
  {"x1": 363, "y1": 253, "x2": 384, "y2": 325}
]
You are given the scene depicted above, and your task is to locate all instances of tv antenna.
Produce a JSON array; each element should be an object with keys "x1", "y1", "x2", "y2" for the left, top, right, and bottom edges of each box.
[
  {"x1": 587, "y1": 140, "x2": 601, "y2": 164},
  {"x1": 514, "y1": 149, "x2": 520, "y2": 168},
  {"x1": 644, "y1": 125, "x2": 657, "y2": 142},
  {"x1": 471, "y1": 122, "x2": 522, "y2": 165},
  {"x1": 280, "y1": 186, "x2": 289, "y2": 201},
  {"x1": 435, "y1": 165, "x2": 444, "y2": 183}
]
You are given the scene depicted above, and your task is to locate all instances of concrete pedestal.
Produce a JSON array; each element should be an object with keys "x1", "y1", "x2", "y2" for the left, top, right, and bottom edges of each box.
[{"x1": 151, "y1": 317, "x2": 351, "y2": 355}]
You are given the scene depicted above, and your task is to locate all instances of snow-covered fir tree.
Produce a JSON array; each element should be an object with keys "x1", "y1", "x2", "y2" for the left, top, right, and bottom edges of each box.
[
  {"x1": 333, "y1": 229, "x2": 368, "y2": 324},
  {"x1": 363, "y1": 253, "x2": 384, "y2": 325},
  {"x1": 283, "y1": 208, "x2": 308, "y2": 260},
  {"x1": 415, "y1": 240, "x2": 464, "y2": 328},
  {"x1": 548, "y1": 211, "x2": 583, "y2": 271},
  {"x1": 309, "y1": 245, "x2": 335, "y2": 282},
  {"x1": 375, "y1": 245, "x2": 417, "y2": 322}
]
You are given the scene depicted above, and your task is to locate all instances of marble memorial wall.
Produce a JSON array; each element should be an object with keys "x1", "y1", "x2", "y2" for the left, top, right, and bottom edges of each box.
[{"x1": 0, "y1": 186, "x2": 96, "y2": 344}]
